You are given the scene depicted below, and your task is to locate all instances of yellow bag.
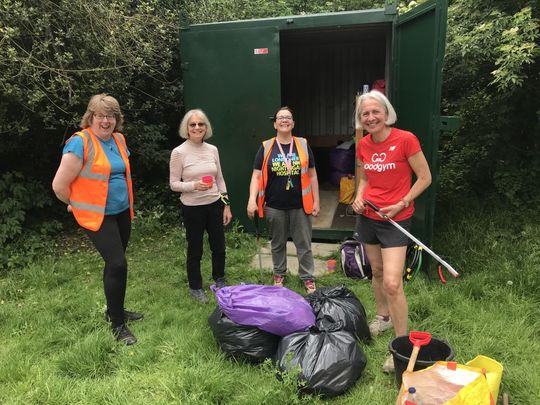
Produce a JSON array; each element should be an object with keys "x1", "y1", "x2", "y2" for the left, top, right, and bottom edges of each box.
[
  {"x1": 339, "y1": 175, "x2": 355, "y2": 204},
  {"x1": 466, "y1": 355, "x2": 503, "y2": 401},
  {"x1": 397, "y1": 361, "x2": 494, "y2": 405}
]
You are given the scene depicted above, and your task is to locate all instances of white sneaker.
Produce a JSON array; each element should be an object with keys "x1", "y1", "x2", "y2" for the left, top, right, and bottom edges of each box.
[
  {"x1": 369, "y1": 315, "x2": 393, "y2": 337},
  {"x1": 383, "y1": 354, "x2": 395, "y2": 373}
]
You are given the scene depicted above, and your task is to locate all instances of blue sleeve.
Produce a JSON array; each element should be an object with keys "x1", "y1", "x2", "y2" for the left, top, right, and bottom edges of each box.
[{"x1": 63, "y1": 136, "x2": 84, "y2": 160}]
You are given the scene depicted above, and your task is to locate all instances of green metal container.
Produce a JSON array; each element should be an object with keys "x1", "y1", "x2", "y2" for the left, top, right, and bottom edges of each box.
[{"x1": 180, "y1": 0, "x2": 449, "y2": 245}]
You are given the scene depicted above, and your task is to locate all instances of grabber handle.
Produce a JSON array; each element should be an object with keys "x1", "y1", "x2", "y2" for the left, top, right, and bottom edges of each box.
[
  {"x1": 365, "y1": 200, "x2": 389, "y2": 219},
  {"x1": 365, "y1": 199, "x2": 380, "y2": 212}
]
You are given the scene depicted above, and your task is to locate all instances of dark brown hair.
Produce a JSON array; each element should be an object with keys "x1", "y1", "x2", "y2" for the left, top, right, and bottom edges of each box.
[{"x1": 273, "y1": 106, "x2": 294, "y2": 121}]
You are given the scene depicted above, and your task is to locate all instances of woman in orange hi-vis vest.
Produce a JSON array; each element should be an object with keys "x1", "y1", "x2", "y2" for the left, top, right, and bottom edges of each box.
[
  {"x1": 247, "y1": 107, "x2": 320, "y2": 294},
  {"x1": 52, "y1": 94, "x2": 142, "y2": 346}
]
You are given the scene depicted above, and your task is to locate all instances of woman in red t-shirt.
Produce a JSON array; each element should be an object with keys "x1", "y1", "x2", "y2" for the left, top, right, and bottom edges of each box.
[{"x1": 352, "y1": 91, "x2": 432, "y2": 373}]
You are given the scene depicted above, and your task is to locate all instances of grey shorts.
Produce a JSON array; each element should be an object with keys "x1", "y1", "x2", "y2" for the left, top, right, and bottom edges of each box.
[{"x1": 355, "y1": 215, "x2": 411, "y2": 248}]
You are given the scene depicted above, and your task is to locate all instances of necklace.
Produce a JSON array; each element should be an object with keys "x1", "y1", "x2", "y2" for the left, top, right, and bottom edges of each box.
[{"x1": 100, "y1": 137, "x2": 114, "y2": 151}]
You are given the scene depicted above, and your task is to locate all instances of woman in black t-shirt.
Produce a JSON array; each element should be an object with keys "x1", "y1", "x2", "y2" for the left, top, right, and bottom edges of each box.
[{"x1": 247, "y1": 107, "x2": 320, "y2": 294}]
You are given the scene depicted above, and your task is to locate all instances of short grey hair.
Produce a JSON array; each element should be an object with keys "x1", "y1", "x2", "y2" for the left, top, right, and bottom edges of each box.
[
  {"x1": 178, "y1": 109, "x2": 213, "y2": 140},
  {"x1": 355, "y1": 90, "x2": 397, "y2": 130}
]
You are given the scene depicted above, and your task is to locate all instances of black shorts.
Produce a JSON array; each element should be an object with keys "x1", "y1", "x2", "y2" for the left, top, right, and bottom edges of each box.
[{"x1": 355, "y1": 215, "x2": 411, "y2": 248}]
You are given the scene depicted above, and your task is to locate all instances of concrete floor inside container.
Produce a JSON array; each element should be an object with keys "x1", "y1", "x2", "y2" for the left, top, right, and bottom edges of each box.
[{"x1": 312, "y1": 182, "x2": 357, "y2": 231}]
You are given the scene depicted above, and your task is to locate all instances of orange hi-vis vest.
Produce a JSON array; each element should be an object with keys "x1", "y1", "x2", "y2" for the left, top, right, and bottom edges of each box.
[
  {"x1": 67, "y1": 128, "x2": 134, "y2": 231},
  {"x1": 257, "y1": 136, "x2": 313, "y2": 218}
]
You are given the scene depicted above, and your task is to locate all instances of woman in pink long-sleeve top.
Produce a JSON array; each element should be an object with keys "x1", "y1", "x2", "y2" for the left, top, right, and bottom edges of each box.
[{"x1": 169, "y1": 109, "x2": 232, "y2": 304}]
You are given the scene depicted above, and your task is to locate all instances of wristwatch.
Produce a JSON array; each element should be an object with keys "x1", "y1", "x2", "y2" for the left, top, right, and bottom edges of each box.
[{"x1": 400, "y1": 198, "x2": 410, "y2": 208}]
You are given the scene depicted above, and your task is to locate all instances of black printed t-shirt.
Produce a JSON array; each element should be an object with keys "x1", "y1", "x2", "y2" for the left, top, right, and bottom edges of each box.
[{"x1": 253, "y1": 139, "x2": 315, "y2": 210}]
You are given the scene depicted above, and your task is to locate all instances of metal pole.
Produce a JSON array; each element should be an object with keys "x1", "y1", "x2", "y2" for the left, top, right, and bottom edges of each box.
[
  {"x1": 254, "y1": 216, "x2": 264, "y2": 284},
  {"x1": 365, "y1": 200, "x2": 459, "y2": 277}
]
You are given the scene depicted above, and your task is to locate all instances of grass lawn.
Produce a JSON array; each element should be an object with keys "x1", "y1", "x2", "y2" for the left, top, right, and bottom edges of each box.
[{"x1": 1, "y1": 205, "x2": 539, "y2": 404}]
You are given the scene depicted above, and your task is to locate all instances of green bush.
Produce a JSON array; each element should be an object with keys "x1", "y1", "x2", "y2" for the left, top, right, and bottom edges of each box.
[
  {"x1": 0, "y1": 172, "x2": 52, "y2": 246},
  {"x1": 440, "y1": 1, "x2": 540, "y2": 206}
]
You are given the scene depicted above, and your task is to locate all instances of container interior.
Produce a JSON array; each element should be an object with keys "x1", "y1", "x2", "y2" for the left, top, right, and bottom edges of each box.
[{"x1": 280, "y1": 24, "x2": 391, "y2": 231}]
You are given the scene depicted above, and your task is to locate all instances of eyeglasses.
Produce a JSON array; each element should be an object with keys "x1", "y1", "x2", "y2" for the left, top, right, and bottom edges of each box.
[
  {"x1": 276, "y1": 116, "x2": 293, "y2": 121},
  {"x1": 94, "y1": 113, "x2": 116, "y2": 120},
  {"x1": 189, "y1": 122, "x2": 206, "y2": 128}
]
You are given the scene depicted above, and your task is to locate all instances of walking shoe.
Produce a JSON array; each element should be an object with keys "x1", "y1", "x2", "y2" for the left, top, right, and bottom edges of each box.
[
  {"x1": 190, "y1": 288, "x2": 209, "y2": 304},
  {"x1": 105, "y1": 310, "x2": 144, "y2": 323},
  {"x1": 383, "y1": 354, "x2": 395, "y2": 373},
  {"x1": 273, "y1": 274, "x2": 285, "y2": 287},
  {"x1": 369, "y1": 315, "x2": 393, "y2": 337},
  {"x1": 304, "y1": 279, "x2": 316, "y2": 294},
  {"x1": 215, "y1": 278, "x2": 226, "y2": 289},
  {"x1": 112, "y1": 324, "x2": 137, "y2": 345}
]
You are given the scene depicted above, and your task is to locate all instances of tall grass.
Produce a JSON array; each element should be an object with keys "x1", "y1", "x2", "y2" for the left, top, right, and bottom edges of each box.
[{"x1": 0, "y1": 204, "x2": 538, "y2": 404}]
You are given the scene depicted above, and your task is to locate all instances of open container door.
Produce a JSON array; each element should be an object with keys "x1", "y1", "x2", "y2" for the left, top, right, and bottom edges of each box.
[
  {"x1": 180, "y1": 24, "x2": 281, "y2": 230},
  {"x1": 390, "y1": 0, "x2": 448, "y2": 247}
]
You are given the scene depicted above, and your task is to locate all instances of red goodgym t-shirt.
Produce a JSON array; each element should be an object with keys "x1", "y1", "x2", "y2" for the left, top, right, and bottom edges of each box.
[{"x1": 356, "y1": 127, "x2": 422, "y2": 221}]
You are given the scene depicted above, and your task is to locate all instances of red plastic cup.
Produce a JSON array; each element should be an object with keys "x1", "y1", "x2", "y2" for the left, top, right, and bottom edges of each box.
[
  {"x1": 327, "y1": 259, "x2": 337, "y2": 273},
  {"x1": 202, "y1": 175, "x2": 213, "y2": 187}
]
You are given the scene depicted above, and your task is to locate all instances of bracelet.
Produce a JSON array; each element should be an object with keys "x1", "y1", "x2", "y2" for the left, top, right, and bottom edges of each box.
[
  {"x1": 220, "y1": 194, "x2": 231, "y2": 206},
  {"x1": 400, "y1": 198, "x2": 410, "y2": 208}
]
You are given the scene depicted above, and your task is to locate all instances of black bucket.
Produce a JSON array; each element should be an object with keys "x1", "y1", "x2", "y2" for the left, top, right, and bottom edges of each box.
[{"x1": 388, "y1": 335, "x2": 454, "y2": 387}]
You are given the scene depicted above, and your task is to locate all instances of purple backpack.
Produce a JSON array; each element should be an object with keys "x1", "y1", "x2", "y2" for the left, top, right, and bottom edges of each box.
[
  {"x1": 213, "y1": 284, "x2": 316, "y2": 337},
  {"x1": 340, "y1": 239, "x2": 372, "y2": 280}
]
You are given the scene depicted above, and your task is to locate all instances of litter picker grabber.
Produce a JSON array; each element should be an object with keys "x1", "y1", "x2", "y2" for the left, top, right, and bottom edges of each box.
[
  {"x1": 253, "y1": 215, "x2": 264, "y2": 284},
  {"x1": 364, "y1": 200, "x2": 459, "y2": 278}
]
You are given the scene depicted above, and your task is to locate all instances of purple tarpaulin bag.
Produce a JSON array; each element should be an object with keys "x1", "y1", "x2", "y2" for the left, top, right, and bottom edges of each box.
[{"x1": 213, "y1": 284, "x2": 316, "y2": 337}]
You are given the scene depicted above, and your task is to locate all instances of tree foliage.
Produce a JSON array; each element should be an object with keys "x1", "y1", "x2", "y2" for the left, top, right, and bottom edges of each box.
[
  {"x1": 0, "y1": 0, "x2": 182, "y2": 174},
  {"x1": 1, "y1": 0, "x2": 538, "y2": 254},
  {"x1": 440, "y1": 0, "x2": 539, "y2": 209},
  {"x1": 181, "y1": 0, "x2": 383, "y2": 24},
  {"x1": 0, "y1": 0, "x2": 183, "y2": 249}
]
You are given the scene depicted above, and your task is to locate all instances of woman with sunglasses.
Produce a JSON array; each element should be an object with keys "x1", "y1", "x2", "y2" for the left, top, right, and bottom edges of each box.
[
  {"x1": 169, "y1": 109, "x2": 232, "y2": 304},
  {"x1": 52, "y1": 94, "x2": 142, "y2": 345}
]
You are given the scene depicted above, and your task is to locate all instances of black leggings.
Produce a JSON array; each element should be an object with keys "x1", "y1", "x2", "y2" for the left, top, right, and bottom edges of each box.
[
  {"x1": 182, "y1": 199, "x2": 226, "y2": 290},
  {"x1": 83, "y1": 209, "x2": 131, "y2": 327}
]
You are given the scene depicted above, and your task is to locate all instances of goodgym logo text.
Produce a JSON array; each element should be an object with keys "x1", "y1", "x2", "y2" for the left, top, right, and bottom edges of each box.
[{"x1": 364, "y1": 152, "x2": 396, "y2": 172}]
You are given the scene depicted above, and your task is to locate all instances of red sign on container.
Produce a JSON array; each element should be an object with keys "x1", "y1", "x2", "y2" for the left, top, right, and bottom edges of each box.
[{"x1": 254, "y1": 48, "x2": 269, "y2": 55}]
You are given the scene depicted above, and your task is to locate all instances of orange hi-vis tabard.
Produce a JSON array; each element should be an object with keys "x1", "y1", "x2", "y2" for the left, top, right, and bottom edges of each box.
[
  {"x1": 67, "y1": 128, "x2": 134, "y2": 231},
  {"x1": 257, "y1": 136, "x2": 313, "y2": 218}
]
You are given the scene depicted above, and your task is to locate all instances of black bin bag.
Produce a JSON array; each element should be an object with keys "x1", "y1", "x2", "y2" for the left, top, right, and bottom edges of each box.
[
  {"x1": 208, "y1": 307, "x2": 280, "y2": 363},
  {"x1": 306, "y1": 285, "x2": 371, "y2": 342},
  {"x1": 273, "y1": 319, "x2": 367, "y2": 398}
]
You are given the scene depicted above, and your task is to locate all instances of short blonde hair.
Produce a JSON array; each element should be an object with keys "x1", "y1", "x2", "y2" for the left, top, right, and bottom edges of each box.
[
  {"x1": 80, "y1": 94, "x2": 124, "y2": 131},
  {"x1": 355, "y1": 90, "x2": 397, "y2": 130},
  {"x1": 178, "y1": 109, "x2": 213, "y2": 140}
]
